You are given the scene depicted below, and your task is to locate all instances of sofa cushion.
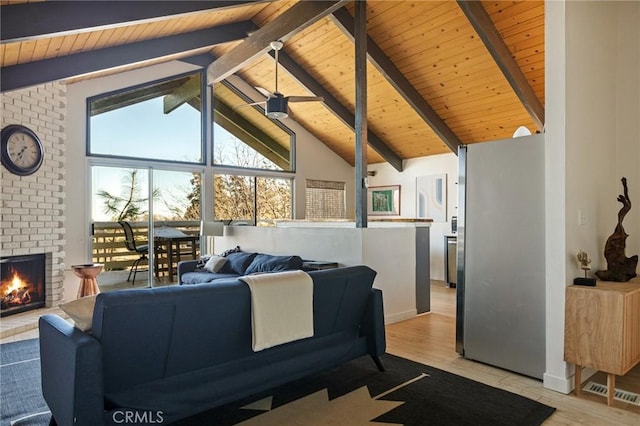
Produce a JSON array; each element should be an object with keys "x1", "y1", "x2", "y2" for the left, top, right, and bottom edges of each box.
[
  {"x1": 203, "y1": 255, "x2": 227, "y2": 273},
  {"x1": 219, "y1": 251, "x2": 257, "y2": 275},
  {"x1": 180, "y1": 272, "x2": 239, "y2": 285},
  {"x1": 244, "y1": 254, "x2": 303, "y2": 274}
]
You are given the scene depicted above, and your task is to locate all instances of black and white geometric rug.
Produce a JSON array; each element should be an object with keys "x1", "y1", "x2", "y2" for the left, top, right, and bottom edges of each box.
[
  {"x1": 175, "y1": 353, "x2": 556, "y2": 426},
  {"x1": 1, "y1": 339, "x2": 555, "y2": 425}
]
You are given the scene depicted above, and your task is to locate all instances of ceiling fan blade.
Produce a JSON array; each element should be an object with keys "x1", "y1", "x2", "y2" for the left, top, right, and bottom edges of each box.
[
  {"x1": 234, "y1": 101, "x2": 265, "y2": 110},
  {"x1": 255, "y1": 87, "x2": 274, "y2": 98},
  {"x1": 287, "y1": 96, "x2": 324, "y2": 103}
]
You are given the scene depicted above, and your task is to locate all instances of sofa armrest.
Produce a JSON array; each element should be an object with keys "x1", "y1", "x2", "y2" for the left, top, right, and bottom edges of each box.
[
  {"x1": 39, "y1": 314, "x2": 104, "y2": 426},
  {"x1": 360, "y1": 288, "x2": 386, "y2": 357},
  {"x1": 177, "y1": 260, "x2": 199, "y2": 284}
]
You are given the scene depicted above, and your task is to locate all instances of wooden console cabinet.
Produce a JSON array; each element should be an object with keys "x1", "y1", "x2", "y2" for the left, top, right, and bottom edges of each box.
[{"x1": 564, "y1": 278, "x2": 640, "y2": 406}]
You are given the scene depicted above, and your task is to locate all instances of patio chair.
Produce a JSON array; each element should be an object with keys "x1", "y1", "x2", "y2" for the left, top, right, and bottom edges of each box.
[{"x1": 118, "y1": 221, "x2": 149, "y2": 285}]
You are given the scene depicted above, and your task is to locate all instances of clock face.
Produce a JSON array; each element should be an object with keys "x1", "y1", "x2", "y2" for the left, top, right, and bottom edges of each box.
[
  {"x1": 7, "y1": 132, "x2": 40, "y2": 168},
  {"x1": 1, "y1": 125, "x2": 44, "y2": 176}
]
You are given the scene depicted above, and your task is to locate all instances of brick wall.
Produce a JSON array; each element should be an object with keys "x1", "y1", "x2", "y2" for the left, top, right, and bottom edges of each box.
[{"x1": 1, "y1": 82, "x2": 67, "y2": 306}]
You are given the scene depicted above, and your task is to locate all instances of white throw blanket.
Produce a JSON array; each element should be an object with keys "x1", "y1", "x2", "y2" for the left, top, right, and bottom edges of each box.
[{"x1": 240, "y1": 270, "x2": 314, "y2": 352}]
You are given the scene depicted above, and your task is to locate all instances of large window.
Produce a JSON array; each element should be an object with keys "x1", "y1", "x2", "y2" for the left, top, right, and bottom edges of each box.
[
  {"x1": 212, "y1": 81, "x2": 294, "y2": 172},
  {"x1": 88, "y1": 72, "x2": 203, "y2": 163},
  {"x1": 87, "y1": 72, "x2": 205, "y2": 287}
]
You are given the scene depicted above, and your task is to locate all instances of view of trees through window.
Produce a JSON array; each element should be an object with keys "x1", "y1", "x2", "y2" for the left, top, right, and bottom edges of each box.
[
  {"x1": 92, "y1": 167, "x2": 200, "y2": 223},
  {"x1": 211, "y1": 81, "x2": 294, "y2": 224},
  {"x1": 214, "y1": 174, "x2": 292, "y2": 226},
  {"x1": 92, "y1": 144, "x2": 293, "y2": 227}
]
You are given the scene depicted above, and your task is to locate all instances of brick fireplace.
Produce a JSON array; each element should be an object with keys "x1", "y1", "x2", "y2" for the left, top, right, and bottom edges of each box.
[{"x1": 1, "y1": 81, "x2": 67, "y2": 310}]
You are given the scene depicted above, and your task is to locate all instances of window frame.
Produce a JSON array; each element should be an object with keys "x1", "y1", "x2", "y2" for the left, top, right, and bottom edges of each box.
[{"x1": 86, "y1": 70, "x2": 207, "y2": 166}]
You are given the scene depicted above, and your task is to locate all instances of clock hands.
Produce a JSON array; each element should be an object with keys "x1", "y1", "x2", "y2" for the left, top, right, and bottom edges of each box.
[{"x1": 16, "y1": 145, "x2": 28, "y2": 159}]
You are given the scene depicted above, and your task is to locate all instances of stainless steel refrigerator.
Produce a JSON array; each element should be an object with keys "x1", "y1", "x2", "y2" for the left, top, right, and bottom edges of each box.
[{"x1": 455, "y1": 134, "x2": 545, "y2": 379}]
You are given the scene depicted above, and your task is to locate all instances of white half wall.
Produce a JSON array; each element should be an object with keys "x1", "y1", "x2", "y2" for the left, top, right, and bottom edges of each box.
[
  {"x1": 367, "y1": 153, "x2": 458, "y2": 280},
  {"x1": 214, "y1": 225, "x2": 421, "y2": 324}
]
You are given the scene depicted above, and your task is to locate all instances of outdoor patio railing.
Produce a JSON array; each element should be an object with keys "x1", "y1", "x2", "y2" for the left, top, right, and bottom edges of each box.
[{"x1": 92, "y1": 220, "x2": 201, "y2": 275}]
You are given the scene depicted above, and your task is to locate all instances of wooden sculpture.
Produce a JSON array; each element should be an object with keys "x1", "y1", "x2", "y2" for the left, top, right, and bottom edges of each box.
[{"x1": 595, "y1": 177, "x2": 638, "y2": 282}]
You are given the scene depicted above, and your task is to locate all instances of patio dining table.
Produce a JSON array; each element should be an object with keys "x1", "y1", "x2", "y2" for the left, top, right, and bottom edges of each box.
[{"x1": 154, "y1": 227, "x2": 199, "y2": 279}]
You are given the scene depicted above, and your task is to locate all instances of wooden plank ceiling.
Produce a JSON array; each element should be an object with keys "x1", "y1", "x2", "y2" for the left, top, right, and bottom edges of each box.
[{"x1": 0, "y1": 0, "x2": 545, "y2": 167}]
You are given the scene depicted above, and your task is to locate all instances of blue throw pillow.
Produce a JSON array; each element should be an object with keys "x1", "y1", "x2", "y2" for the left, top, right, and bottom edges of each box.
[
  {"x1": 219, "y1": 251, "x2": 257, "y2": 275},
  {"x1": 244, "y1": 254, "x2": 303, "y2": 274}
]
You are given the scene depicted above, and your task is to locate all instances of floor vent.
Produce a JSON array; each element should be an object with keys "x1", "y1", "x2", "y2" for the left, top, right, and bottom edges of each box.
[{"x1": 582, "y1": 381, "x2": 640, "y2": 405}]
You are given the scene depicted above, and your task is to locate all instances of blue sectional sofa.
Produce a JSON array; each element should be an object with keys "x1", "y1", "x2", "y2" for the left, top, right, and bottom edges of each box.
[
  {"x1": 39, "y1": 265, "x2": 385, "y2": 425},
  {"x1": 178, "y1": 251, "x2": 304, "y2": 285}
]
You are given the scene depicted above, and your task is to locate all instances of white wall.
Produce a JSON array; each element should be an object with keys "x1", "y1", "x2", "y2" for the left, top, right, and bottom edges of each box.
[
  {"x1": 214, "y1": 225, "x2": 420, "y2": 323},
  {"x1": 367, "y1": 153, "x2": 458, "y2": 280},
  {"x1": 64, "y1": 60, "x2": 355, "y2": 299},
  {"x1": 544, "y1": 0, "x2": 569, "y2": 393},
  {"x1": 544, "y1": 0, "x2": 640, "y2": 393},
  {"x1": 615, "y1": 1, "x2": 640, "y2": 258}
]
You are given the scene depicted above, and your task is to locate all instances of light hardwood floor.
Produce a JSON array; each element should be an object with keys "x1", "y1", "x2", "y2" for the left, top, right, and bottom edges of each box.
[
  {"x1": 2, "y1": 283, "x2": 638, "y2": 425},
  {"x1": 385, "y1": 283, "x2": 640, "y2": 425}
]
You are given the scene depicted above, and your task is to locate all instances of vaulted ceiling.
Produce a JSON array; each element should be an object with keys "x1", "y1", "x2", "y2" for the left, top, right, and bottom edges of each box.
[{"x1": 0, "y1": 0, "x2": 545, "y2": 171}]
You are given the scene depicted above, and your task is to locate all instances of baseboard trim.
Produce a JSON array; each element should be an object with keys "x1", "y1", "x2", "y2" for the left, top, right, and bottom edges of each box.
[
  {"x1": 543, "y1": 366, "x2": 598, "y2": 394},
  {"x1": 385, "y1": 309, "x2": 417, "y2": 324},
  {"x1": 543, "y1": 372, "x2": 572, "y2": 394}
]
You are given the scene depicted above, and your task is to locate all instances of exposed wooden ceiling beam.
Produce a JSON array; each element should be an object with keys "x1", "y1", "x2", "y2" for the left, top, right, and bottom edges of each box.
[
  {"x1": 457, "y1": 0, "x2": 545, "y2": 131},
  {"x1": 272, "y1": 49, "x2": 404, "y2": 172},
  {"x1": 179, "y1": 53, "x2": 218, "y2": 69},
  {"x1": 164, "y1": 75, "x2": 202, "y2": 114},
  {"x1": 207, "y1": 0, "x2": 350, "y2": 84},
  {"x1": 0, "y1": 0, "x2": 267, "y2": 43},
  {"x1": 330, "y1": 7, "x2": 462, "y2": 155},
  {"x1": 1, "y1": 22, "x2": 253, "y2": 92},
  {"x1": 90, "y1": 78, "x2": 189, "y2": 116}
]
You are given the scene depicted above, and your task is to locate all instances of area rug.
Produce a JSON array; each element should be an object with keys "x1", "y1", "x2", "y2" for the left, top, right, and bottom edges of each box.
[
  {"x1": 1, "y1": 338, "x2": 556, "y2": 426},
  {"x1": 0, "y1": 338, "x2": 50, "y2": 426},
  {"x1": 175, "y1": 353, "x2": 556, "y2": 426}
]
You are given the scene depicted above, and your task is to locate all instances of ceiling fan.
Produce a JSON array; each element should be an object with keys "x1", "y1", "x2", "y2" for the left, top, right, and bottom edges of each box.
[{"x1": 245, "y1": 40, "x2": 324, "y2": 119}]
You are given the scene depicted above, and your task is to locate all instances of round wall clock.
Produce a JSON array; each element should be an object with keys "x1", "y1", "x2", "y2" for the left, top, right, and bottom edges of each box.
[{"x1": 1, "y1": 124, "x2": 44, "y2": 176}]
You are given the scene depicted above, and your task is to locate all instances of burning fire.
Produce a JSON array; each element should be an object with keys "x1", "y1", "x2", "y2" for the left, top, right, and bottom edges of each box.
[
  {"x1": 1, "y1": 256, "x2": 45, "y2": 316},
  {"x1": 6, "y1": 272, "x2": 27, "y2": 294},
  {"x1": 2, "y1": 271, "x2": 32, "y2": 306}
]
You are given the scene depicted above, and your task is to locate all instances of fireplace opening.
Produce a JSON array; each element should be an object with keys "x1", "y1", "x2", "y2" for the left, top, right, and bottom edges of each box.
[{"x1": 1, "y1": 254, "x2": 46, "y2": 317}]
